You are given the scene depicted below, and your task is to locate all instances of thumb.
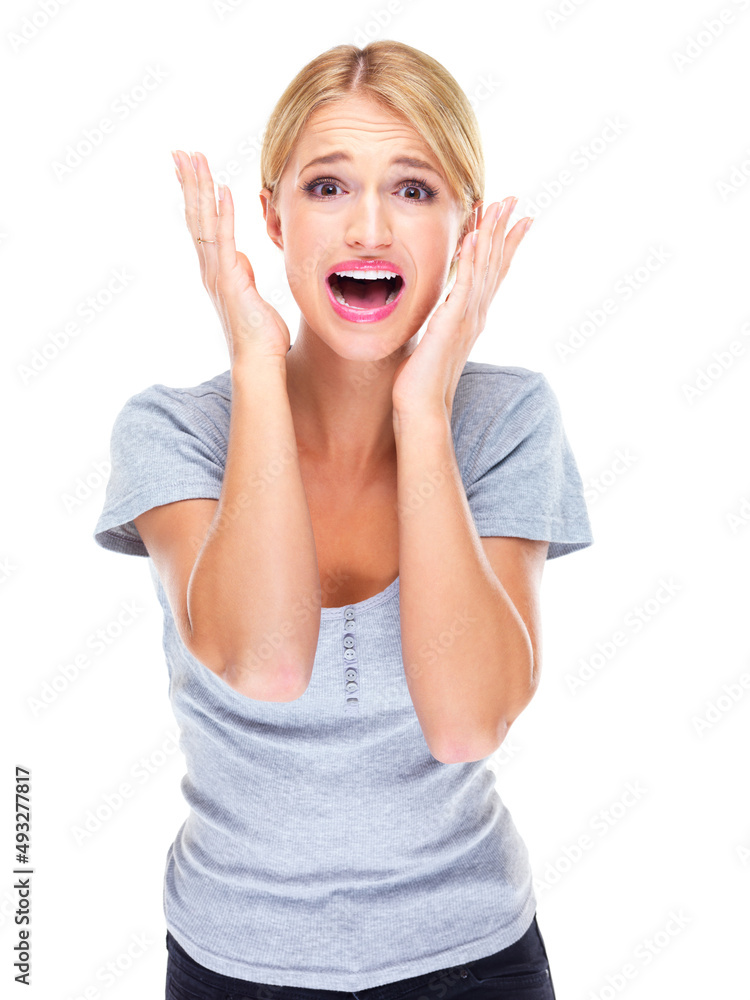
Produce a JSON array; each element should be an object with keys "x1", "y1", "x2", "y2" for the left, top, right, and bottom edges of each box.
[{"x1": 235, "y1": 251, "x2": 256, "y2": 283}]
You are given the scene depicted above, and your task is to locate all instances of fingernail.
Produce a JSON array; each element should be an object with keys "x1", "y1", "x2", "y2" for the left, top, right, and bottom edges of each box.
[
  {"x1": 524, "y1": 217, "x2": 534, "y2": 233},
  {"x1": 497, "y1": 200, "x2": 506, "y2": 220},
  {"x1": 190, "y1": 152, "x2": 198, "y2": 171},
  {"x1": 171, "y1": 150, "x2": 180, "y2": 169}
]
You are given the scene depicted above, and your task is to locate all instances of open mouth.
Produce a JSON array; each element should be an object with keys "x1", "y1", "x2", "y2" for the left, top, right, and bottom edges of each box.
[{"x1": 326, "y1": 272, "x2": 404, "y2": 309}]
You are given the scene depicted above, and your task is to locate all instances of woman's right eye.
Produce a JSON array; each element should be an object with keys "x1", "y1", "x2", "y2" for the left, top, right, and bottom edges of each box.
[{"x1": 301, "y1": 177, "x2": 344, "y2": 198}]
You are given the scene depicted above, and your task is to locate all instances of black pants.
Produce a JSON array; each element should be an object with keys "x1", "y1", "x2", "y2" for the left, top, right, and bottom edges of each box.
[{"x1": 165, "y1": 914, "x2": 557, "y2": 999}]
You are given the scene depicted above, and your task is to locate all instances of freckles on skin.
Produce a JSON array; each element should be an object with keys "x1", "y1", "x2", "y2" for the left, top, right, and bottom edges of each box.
[{"x1": 272, "y1": 100, "x2": 466, "y2": 341}]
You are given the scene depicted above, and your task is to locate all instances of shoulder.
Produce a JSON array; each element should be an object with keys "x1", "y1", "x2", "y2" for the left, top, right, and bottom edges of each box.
[
  {"x1": 112, "y1": 369, "x2": 232, "y2": 445},
  {"x1": 450, "y1": 362, "x2": 566, "y2": 483},
  {"x1": 452, "y1": 361, "x2": 557, "y2": 433},
  {"x1": 454, "y1": 360, "x2": 550, "y2": 406},
  {"x1": 120, "y1": 368, "x2": 232, "y2": 412}
]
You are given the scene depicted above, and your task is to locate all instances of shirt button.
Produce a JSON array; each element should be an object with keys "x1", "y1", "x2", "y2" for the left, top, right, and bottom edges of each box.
[
  {"x1": 343, "y1": 636, "x2": 355, "y2": 648},
  {"x1": 345, "y1": 681, "x2": 358, "y2": 693},
  {"x1": 344, "y1": 608, "x2": 355, "y2": 620},
  {"x1": 345, "y1": 668, "x2": 357, "y2": 680},
  {"x1": 343, "y1": 649, "x2": 356, "y2": 661}
]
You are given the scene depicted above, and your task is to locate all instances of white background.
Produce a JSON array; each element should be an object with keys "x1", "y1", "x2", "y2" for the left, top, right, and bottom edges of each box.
[{"x1": 3, "y1": 0, "x2": 748, "y2": 996}]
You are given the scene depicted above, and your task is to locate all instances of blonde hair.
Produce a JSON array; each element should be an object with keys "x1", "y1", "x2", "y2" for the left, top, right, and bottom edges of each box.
[{"x1": 259, "y1": 40, "x2": 485, "y2": 286}]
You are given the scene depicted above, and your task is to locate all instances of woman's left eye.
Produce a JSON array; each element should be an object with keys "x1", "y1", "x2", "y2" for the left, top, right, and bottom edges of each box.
[{"x1": 396, "y1": 182, "x2": 434, "y2": 201}]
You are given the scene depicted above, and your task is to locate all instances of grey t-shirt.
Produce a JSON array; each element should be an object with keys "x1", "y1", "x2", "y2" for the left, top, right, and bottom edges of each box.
[{"x1": 93, "y1": 360, "x2": 594, "y2": 990}]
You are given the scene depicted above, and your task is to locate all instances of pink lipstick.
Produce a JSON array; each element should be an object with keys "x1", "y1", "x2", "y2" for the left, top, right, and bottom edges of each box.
[{"x1": 324, "y1": 259, "x2": 406, "y2": 324}]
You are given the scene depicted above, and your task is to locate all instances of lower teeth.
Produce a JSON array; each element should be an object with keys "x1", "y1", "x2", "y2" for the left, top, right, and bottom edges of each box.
[{"x1": 330, "y1": 282, "x2": 399, "y2": 307}]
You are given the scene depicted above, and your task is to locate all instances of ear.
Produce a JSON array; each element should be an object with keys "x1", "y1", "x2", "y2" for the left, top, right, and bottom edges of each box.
[
  {"x1": 453, "y1": 200, "x2": 483, "y2": 260},
  {"x1": 259, "y1": 187, "x2": 283, "y2": 250}
]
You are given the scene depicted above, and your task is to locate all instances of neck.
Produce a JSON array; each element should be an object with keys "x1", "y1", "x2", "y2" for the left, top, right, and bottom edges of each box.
[{"x1": 285, "y1": 323, "x2": 415, "y2": 475}]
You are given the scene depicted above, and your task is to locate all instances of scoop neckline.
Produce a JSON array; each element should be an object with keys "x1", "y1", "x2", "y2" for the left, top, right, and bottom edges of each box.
[{"x1": 319, "y1": 574, "x2": 400, "y2": 619}]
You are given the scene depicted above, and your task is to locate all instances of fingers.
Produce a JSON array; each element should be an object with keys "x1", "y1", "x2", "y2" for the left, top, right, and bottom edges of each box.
[
  {"x1": 478, "y1": 198, "x2": 511, "y2": 293},
  {"x1": 470, "y1": 197, "x2": 533, "y2": 322},
  {"x1": 489, "y1": 198, "x2": 529, "y2": 293},
  {"x1": 490, "y1": 215, "x2": 529, "y2": 300},
  {"x1": 449, "y1": 202, "x2": 497, "y2": 320},
  {"x1": 448, "y1": 195, "x2": 531, "y2": 328},
  {"x1": 173, "y1": 149, "x2": 200, "y2": 247},
  {"x1": 215, "y1": 181, "x2": 240, "y2": 279},
  {"x1": 173, "y1": 149, "x2": 220, "y2": 281},
  {"x1": 191, "y1": 151, "x2": 219, "y2": 247}
]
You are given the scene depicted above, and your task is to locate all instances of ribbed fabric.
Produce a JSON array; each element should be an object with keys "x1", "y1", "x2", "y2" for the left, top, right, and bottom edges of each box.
[{"x1": 93, "y1": 361, "x2": 593, "y2": 991}]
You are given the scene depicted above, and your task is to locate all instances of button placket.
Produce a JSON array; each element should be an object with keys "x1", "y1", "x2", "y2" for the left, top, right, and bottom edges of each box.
[{"x1": 342, "y1": 607, "x2": 359, "y2": 711}]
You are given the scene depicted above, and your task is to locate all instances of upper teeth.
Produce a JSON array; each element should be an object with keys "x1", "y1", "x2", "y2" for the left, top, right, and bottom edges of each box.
[{"x1": 333, "y1": 269, "x2": 399, "y2": 280}]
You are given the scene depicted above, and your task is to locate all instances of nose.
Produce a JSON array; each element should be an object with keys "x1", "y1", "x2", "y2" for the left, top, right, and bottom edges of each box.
[{"x1": 344, "y1": 193, "x2": 393, "y2": 251}]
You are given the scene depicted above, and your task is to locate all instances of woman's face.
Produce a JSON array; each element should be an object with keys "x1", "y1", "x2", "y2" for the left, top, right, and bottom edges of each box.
[{"x1": 261, "y1": 93, "x2": 470, "y2": 357}]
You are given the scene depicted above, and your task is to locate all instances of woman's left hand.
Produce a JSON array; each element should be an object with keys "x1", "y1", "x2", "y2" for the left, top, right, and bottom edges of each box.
[{"x1": 391, "y1": 197, "x2": 531, "y2": 421}]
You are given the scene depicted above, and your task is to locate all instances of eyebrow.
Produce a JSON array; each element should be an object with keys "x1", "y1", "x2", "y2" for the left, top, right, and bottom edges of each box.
[{"x1": 299, "y1": 151, "x2": 442, "y2": 176}]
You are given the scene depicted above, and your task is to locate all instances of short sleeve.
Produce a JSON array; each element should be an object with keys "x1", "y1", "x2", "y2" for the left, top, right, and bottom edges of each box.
[
  {"x1": 461, "y1": 370, "x2": 594, "y2": 560},
  {"x1": 93, "y1": 384, "x2": 226, "y2": 557}
]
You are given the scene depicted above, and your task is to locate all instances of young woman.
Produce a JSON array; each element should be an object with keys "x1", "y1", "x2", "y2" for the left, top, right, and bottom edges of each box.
[{"x1": 94, "y1": 40, "x2": 593, "y2": 1000}]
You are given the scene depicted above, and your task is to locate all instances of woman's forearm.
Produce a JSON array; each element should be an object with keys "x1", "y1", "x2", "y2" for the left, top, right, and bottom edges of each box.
[{"x1": 186, "y1": 356, "x2": 320, "y2": 701}]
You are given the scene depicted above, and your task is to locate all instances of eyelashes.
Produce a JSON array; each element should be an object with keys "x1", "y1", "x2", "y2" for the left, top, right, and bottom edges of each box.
[{"x1": 300, "y1": 175, "x2": 439, "y2": 202}]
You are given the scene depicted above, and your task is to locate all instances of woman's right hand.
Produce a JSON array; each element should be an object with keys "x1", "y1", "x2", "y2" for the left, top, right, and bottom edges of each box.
[{"x1": 173, "y1": 149, "x2": 291, "y2": 366}]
